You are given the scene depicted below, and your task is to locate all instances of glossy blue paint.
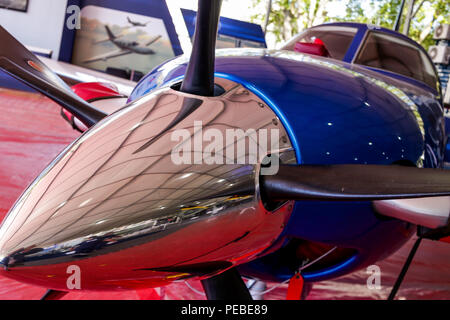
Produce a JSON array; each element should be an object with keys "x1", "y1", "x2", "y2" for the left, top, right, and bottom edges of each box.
[
  {"x1": 238, "y1": 200, "x2": 415, "y2": 282},
  {"x1": 364, "y1": 65, "x2": 440, "y2": 95},
  {"x1": 239, "y1": 252, "x2": 361, "y2": 282},
  {"x1": 181, "y1": 8, "x2": 267, "y2": 46},
  {"x1": 131, "y1": 51, "x2": 429, "y2": 165},
  {"x1": 128, "y1": 23, "x2": 445, "y2": 282},
  {"x1": 342, "y1": 25, "x2": 366, "y2": 63},
  {"x1": 302, "y1": 254, "x2": 358, "y2": 280},
  {"x1": 444, "y1": 116, "x2": 450, "y2": 164}
]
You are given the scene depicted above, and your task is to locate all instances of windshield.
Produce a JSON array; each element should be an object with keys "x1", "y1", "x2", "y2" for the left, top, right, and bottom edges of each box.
[
  {"x1": 282, "y1": 26, "x2": 358, "y2": 60},
  {"x1": 354, "y1": 32, "x2": 438, "y2": 90}
]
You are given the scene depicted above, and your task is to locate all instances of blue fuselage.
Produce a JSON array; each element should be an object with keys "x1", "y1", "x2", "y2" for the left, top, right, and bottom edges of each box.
[{"x1": 127, "y1": 23, "x2": 444, "y2": 282}]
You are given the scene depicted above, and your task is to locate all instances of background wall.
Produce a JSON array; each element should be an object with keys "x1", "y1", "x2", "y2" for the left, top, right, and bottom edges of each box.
[
  {"x1": 0, "y1": 0, "x2": 262, "y2": 60},
  {"x1": 0, "y1": 0, "x2": 68, "y2": 59}
]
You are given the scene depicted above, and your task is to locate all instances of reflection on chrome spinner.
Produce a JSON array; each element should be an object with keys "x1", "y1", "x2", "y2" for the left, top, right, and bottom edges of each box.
[{"x1": 0, "y1": 78, "x2": 295, "y2": 290}]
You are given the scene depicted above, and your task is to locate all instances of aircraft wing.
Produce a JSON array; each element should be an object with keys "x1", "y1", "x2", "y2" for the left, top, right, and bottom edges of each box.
[
  {"x1": 145, "y1": 35, "x2": 162, "y2": 46},
  {"x1": 83, "y1": 49, "x2": 132, "y2": 63},
  {"x1": 39, "y1": 56, "x2": 136, "y2": 96},
  {"x1": 374, "y1": 197, "x2": 450, "y2": 242}
]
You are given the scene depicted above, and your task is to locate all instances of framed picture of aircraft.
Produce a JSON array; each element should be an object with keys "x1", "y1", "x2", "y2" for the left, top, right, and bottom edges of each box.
[
  {"x1": 71, "y1": 5, "x2": 176, "y2": 80},
  {"x1": 0, "y1": 0, "x2": 28, "y2": 12}
]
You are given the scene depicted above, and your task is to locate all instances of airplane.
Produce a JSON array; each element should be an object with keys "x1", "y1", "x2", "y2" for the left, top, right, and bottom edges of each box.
[
  {"x1": 90, "y1": 17, "x2": 151, "y2": 45},
  {"x1": 127, "y1": 16, "x2": 151, "y2": 27},
  {"x1": 93, "y1": 32, "x2": 125, "y2": 45},
  {"x1": 83, "y1": 25, "x2": 161, "y2": 64},
  {"x1": 0, "y1": 0, "x2": 449, "y2": 301}
]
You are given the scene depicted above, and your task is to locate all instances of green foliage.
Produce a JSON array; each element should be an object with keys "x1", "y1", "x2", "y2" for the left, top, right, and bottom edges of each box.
[
  {"x1": 253, "y1": 0, "x2": 449, "y2": 49},
  {"x1": 341, "y1": 0, "x2": 403, "y2": 27},
  {"x1": 251, "y1": 0, "x2": 333, "y2": 42},
  {"x1": 339, "y1": 0, "x2": 449, "y2": 50}
]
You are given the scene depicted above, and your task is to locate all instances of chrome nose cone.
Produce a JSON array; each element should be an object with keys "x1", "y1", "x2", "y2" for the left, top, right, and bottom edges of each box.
[{"x1": 0, "y1": 78, "x2": 294, "y2": 290}]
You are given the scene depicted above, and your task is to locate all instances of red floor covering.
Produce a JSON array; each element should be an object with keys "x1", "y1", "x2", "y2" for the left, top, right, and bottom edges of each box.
[{"x1": 0, "y1": 88, "x2": 449, "y2": 300}]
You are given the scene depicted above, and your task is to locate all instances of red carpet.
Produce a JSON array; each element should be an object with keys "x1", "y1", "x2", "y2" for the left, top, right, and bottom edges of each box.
[{"x1": 0, "y1": 88, "x2": 448, "y2": 299}]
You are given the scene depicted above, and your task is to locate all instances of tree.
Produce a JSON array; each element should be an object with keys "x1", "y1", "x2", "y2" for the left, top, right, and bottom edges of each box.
[
  {"x1": 253, "y1": 0, "x2": 449, "y2": 50},
  {"x1": 251, "y1": 0, "x2": 332, "y2": 42},
  {"x1": 340, "y1": 0, "x2": 449, "y2": 49},
  {"x1": 410, "y1": 0, "x2": 450, "y2": 49}
]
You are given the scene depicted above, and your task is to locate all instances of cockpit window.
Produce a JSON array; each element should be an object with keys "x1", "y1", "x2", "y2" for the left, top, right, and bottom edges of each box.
[
  {"x1": 355, "y1": 32, "x2": 437, "y2": 90},
  {"x1": 282, "y1": 26, "x2": 358, "y2": 60}
]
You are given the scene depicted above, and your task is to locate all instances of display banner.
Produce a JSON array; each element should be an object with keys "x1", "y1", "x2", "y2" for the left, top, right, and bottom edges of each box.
[{"x1": 60, "y1": 0, "x2": 182, "y2": 79}]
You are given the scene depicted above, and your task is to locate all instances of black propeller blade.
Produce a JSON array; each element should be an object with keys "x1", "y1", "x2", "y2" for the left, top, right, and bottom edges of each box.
[
  {"x1": 132, "y1": 0, "x2": 224, "y2": 153},
  {"x1": 0, "y1": 26, "x2": 107, "y2": 127},
  {"x1": 261, "y1": 164, "x2": 450, "y2": 201},
  {"x1": 177, "y1": 0, "x2": 251, "y2": 300},
  {"x1": 180, "y1": 0, "x2": 222, "y2": 96}
]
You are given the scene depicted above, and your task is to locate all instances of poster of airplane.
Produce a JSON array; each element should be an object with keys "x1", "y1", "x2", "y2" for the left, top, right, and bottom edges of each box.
[
  {"x1": 127, "y1": 16, "x2": 151, "y2": 27},
  {"x1": 71, "y1": 5, "x2": 175, "y2": 76},
  {"x1": 0, "y1": 0, "x2": 28, "y2": 12}
]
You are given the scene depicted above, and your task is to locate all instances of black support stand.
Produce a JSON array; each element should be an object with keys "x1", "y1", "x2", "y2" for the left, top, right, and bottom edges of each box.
[
  {"x1": 201, "y1": 268, "x2": 253, "y2": 300},
  {"x1": 388, "y1": 237, "x2": 422, "y2": 300}
]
